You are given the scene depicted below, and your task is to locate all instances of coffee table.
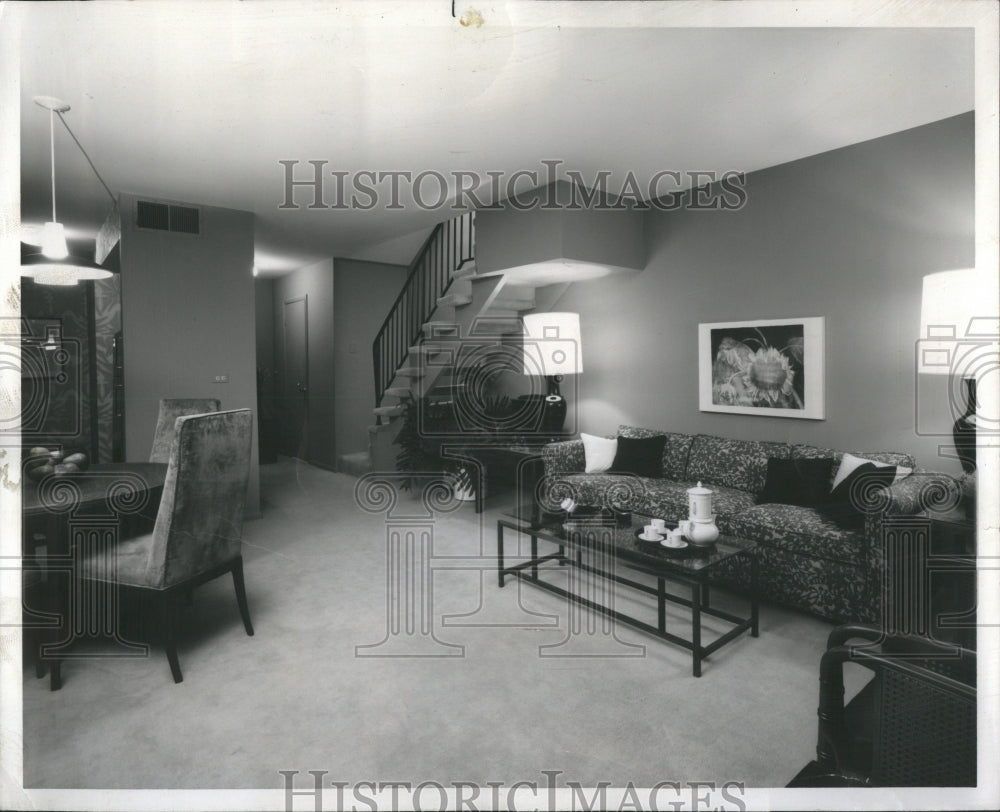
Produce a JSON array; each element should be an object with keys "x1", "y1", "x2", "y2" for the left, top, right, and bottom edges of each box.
[{"x1": 496, "y1": 510, "x2": 758, "y2": 676}]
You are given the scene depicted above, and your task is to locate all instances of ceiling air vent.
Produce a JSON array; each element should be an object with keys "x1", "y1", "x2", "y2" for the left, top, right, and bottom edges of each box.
[
  {"x1": 136, "y1": 200, "x2": 201, "y2": 235},
  {"x1": 169, "y1": 205, "x2": 200, "y2": 234},
  {"x1": 136, "y1": 200, "x2": 169, "y2": 230}
]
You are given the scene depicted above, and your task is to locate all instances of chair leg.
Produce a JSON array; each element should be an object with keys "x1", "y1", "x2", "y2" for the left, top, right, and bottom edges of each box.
[
  {"x1": 231, "y1": 558, "x2": 254, "y2": 636},
  {"x1": 160, "y1": 594, "x2": 183, "y2": 684}
]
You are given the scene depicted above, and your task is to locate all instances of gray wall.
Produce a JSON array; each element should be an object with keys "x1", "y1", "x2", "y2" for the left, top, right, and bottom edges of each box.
[
  {"x1": 333, "y1": 258, "x2": 409, "y2": 459},
  {"x1": 551, "y1": 114, "x2": 974, "y2": 472},
  {"x1": 119, "y1": 193, "x2": 260, "y2": 514},
  {"x1": 273, "y1": 258, "x2": 336, "y2": 468}
]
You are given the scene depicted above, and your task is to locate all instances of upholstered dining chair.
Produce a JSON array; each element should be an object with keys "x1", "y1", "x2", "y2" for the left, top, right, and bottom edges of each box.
[
  {"x1": 78, "y1": 409, "x2": 255, "y2": 683},
  {"x1": 149, "y1": 398, "x2": 221, "y2": 462}
]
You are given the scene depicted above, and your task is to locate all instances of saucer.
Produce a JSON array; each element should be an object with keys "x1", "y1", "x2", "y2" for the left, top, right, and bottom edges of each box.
[
  {"x1": 636, "y1": 530, "x2": 664, "y2": 542},
  {"x1": 660, "y1": 537, "x2": 688, "y2": 549}
]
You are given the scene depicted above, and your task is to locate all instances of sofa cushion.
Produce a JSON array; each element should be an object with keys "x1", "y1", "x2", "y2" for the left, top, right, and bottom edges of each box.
[
  {"x1": 685, "y1": 434, "x2": 790, "y2": 495},
  {"x1": 792, "y1": 444, "x2": 916, "y2": 489},
  {"x1": 543, "y1": 473, "x2": 649, "y2": 513},
  {"x1": 757, "y1": 457, "x2": 835, "y2": 507},
  {"x1": 612, "y1": 435, "x2": 667, "y2": 477},
  {"x1": 617, "y1": 425, "x2": 694, "y2": 480},
  {"x1": 643, "y1": 479, "x2": 757, "y2": 521},
  {"x1": 581, "y1": 433, "x2": 617, "y2": 473},
  {"x1": 544, "y1": 474, "x2": 755, "y2": 523},
  {"x1": 719, "y1": 503, "x2": 868, "y2": 567},
  {"x1": 820, "y1": 460, "x2": 900, "y2": 529},
  {"x1": 831, "y1": 452, "x2": 912, "y2": 489}
]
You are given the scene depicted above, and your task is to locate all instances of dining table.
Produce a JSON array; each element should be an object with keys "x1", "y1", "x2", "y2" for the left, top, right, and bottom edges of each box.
[{"x1": 22, "y1": 461, "x2": 168, "y2": 690}]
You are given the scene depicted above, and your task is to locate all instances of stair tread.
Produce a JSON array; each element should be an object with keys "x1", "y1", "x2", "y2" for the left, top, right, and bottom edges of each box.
[
  {"x1": 477, "y1": 310, "x2": 521, "y2": 319},
  {"x1": 437, "y1": 293, "x2": 473, "y2": 307},
  {"x1": 373, "y1": 405, "x2": 404, "y2": 416},
  {"x1": 408, "y1": 343, "x2": 452, "y2": 354},
  {"x1": 491, "y1": 298, "x2": 535, "y2": 310},
  {"x1": 470, "y1": 318, "x2": 522, "y2": 335}
]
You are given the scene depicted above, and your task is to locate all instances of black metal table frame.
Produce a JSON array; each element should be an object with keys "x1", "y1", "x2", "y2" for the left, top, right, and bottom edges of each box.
[{"x1": 497, "y1": 518, "x2": 759, "y2": 676}]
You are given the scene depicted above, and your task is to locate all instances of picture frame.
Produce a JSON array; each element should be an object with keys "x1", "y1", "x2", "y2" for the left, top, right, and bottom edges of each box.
[{"x1": 698, "y1": 317, "x2": 825, "y2": 419}]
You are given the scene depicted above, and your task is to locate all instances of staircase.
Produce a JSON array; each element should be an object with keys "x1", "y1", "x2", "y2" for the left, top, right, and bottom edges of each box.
[{"x1": 336, "y1": 210, "x2": 567, "y2": 475}]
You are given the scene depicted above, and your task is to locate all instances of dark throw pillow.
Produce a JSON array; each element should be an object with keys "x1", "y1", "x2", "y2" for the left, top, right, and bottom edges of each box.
[
  {"x1": 820, "y1": 461, "x2": 897, "y2": 528},
  {"x1": 611, "y1": 435, "x2": 667, "y2": 478},
  {"x1": 757, "y1": 458, "x2": 835, "y2": 507}
]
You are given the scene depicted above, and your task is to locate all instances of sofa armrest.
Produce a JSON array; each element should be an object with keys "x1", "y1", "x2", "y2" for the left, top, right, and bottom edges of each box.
[
  {"x1": 542, "y1": 439, "x2": 586, "y2": 476},
  {"x1": 880, "y1": 469, "x2": 963, "y2": 517},
  {"x1": 860, "y1": 470, "x2": 964, "y2": 622},
  {"x1": 863, "y1": 470, "x2": 963, "y2": 547}
]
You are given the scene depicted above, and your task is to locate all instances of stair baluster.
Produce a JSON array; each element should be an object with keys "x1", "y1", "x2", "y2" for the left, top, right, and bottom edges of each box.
[{"x1": 372, "y1": 211, "x2": 475, "y2": 414}]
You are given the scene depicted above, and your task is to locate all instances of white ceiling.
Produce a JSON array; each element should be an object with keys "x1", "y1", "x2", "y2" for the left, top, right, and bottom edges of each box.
[{"x1": 12, "y1": 1, "x2": 975, "y2": 275}]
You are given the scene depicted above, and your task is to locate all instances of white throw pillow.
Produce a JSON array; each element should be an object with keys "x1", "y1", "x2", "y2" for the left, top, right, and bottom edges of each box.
[
  {"x1": 831, "y1": 452, "x2": 912, "y2": 490},
  {"x1": 581, "y1": 433, "x2": 618, "y2": 473}
]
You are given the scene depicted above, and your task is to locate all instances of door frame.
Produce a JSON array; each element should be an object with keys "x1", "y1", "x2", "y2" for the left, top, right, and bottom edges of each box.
[{"x1": 282, "y1": 295, "x2": 309, "y2": 458}]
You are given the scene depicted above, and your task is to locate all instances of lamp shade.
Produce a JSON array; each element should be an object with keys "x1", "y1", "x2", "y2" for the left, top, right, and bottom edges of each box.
[
  {"x1": 918, "y1": 269, "x2": 996, "y2": 375},
  {"x1": 21, "y1": 250, "x2": 113, "y2": 286},
  {"x1": 40, "y1": 221, "x2": 69, "y2": 259},
  {"x1": 522, "y1": 312, "x2": 583, "y2": 376}
]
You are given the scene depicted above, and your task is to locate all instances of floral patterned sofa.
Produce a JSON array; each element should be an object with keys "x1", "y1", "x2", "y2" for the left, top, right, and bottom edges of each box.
[{"x1": 541, "y1": 425, "x2": 959, "y2": 623}]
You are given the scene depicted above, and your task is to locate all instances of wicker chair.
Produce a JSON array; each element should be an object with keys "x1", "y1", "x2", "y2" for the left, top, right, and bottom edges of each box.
[{"x1": 793, "y1": 623, "x2": 976, "y2": 786}]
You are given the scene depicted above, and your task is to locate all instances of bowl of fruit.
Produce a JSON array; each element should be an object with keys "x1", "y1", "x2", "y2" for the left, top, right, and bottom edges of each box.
[{"x1": 24, "y1": 447, "x2": 90, "y2": 482}]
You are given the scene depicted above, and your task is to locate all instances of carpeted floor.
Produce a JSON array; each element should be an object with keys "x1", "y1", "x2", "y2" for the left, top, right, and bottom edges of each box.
[{"x1": 23, "y1": 458, "x2": 837, "y2": 789}]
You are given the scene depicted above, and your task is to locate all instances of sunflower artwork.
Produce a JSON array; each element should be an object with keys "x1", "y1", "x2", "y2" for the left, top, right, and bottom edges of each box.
[{"x1": 698, "y1": 317, "x2": 825, "y2": 419}]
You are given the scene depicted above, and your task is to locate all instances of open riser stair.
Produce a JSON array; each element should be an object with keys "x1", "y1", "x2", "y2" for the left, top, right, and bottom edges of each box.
[{"x1": 339, "y1": 210, "x2": 582, "y2": 475}]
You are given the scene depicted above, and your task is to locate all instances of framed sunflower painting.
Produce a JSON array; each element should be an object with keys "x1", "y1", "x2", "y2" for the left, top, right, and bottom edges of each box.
[{"x1": 698, "y1": 317, "x2": 825, "y2": 419}]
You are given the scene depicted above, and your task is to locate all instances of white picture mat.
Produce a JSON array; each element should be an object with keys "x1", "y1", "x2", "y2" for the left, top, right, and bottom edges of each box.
[{"x1": 698, "y1": 316, "x2": 825, "y2": 420}]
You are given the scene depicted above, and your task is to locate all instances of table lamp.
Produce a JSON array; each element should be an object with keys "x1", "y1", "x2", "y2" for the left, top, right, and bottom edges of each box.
[
  {"x1": 918, "y1": 268, "x2": 998, "y2": 472},
  {"x1": 522, "y1": 312, "x2": 583, "y2": 434}
]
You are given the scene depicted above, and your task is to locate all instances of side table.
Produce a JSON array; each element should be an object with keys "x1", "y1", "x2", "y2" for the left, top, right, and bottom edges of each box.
[
  {"x1": 444, "y1": 442, "x2": 548, "y2": 514},
  {"x1": 927, "y1": 507, "x2": 976, "y2": 649}
]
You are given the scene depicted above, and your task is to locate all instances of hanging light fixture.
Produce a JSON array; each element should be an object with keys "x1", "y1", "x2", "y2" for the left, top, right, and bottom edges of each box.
[{"x1": 21, "y1": 96, "x2": 112, "y2": 286}]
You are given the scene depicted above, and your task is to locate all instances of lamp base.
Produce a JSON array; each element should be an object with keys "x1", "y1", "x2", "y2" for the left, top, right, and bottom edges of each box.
[
  {"x1": 953, "y1": 378, "x2": 977, "y2": 473},
  {"x1": 515, "y1": 394, "x2": 567, "y2": 436}
]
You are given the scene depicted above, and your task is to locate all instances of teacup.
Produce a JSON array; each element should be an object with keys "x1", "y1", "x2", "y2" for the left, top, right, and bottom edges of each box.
[
  {"x1": 643, "y1": 524, "x2": 662, "y2": 539},
  {"x1": 650, "y1": 518, "x2": 666, "y2": 532},
  {"x1": 677, "y1": 520, "x2": 694, "y2": 538},
  {"x1": 664, "y1": 529, "x2": 685, "y2": 546}
]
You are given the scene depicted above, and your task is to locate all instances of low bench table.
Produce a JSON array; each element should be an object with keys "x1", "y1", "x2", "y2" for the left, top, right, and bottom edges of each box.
[{"x1": 497, "y1": 511, "x2": 759, "y2": 676}]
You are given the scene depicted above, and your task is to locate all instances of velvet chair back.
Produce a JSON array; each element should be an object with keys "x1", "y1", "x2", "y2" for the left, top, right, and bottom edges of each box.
[
  {"x1": 148, "y1": 409, "x2": 252, "y2": 589},
  {"x1": 150, "y1": 398, "x2": 221, "y2": 462}
]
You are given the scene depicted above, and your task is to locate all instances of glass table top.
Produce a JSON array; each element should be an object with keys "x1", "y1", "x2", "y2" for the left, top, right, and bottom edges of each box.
[{"x1": 501, "y1": 508, "x2": 755, "y2": 574}]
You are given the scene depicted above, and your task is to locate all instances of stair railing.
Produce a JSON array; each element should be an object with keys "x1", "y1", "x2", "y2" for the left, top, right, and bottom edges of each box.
[{"x1": 372, "y1": 211, "x2": 475, "y2": 410}]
